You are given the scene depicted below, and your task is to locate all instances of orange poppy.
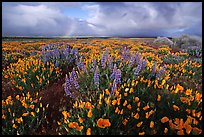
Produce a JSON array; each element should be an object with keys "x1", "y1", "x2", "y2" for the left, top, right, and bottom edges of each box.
[
  {"x1": 164, "y1": 128, "x2": 168, "y2": 133},
  {"x1": 137, "y1": 121, "x2": 143, "y2": 127},
  {"x1": 134, "y1": 113, "x2": 139, "y2": 119},
  {"x1": 85, "y1": 102, "x2": 92, "y2": 109},
  {"x1": 143, "y1": 105, "x2": 150, "y2": 111},
  {"x1": 139, "y1": 132, "x2": 145, "y2": 135},
  {"x1": 87, "y1": 109, "x2": 93, "y2": 118},
  {"x1": 150, "y1": 121, "x2": 154, "y2": 128},
  {"x1": 97, "y1": 118, "x2": 111, "y2": 128},
  {"x1": 123, "y1": 100, "x2": 127, "y2": 106},
  {"x1": 127, "y1": 104, "x2": 132, "y2": 110},
  {"x1": 122, "y1": 118, "x2": 128, "y2": 126},
  {"x1": 135, "y1": 97, "x2": 139, "y2": 102},
  {"x1": 86, "y1": 128, "x2": 91, "y2": 135},
  {"x1": 177, "y1": 129, "x2": 184, "y2": 135},
  {"x1": 112, "y1": 100, "x2": 117, "y2": 106},
  {"x1": 78, "y1": 117, "x2": 83, "y2": 123},
  {"x1": 69, "y1": 122, "x2": 78, "y2": 128},
  {"x1": 161, "y1": 117, "x2": 169, "y2": 123},
  {"x1": 173, "y1": 105, "x2": 180, "y2": 111},
  {"x1": 185, "y1": 89, "x2": 192, "y2": 95}
]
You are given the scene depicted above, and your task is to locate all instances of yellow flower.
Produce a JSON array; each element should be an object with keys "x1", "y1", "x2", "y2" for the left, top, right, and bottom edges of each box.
[
  {"x1": 129, "y1": 88, "x2": 134, "y2": 93},
  {"x1": 31, "y1": 112, "x2": 35, "y2": 117},
  {"x1": 157, "y1": 95, "x2": 161, "y2": 101},
  {"x1": 2, "y1": 115, "x2": 6, "y2": 119},
  {"x1": 150, "y1": 121, "x2": 154, "y2": 128},
  {"x1": 22, "y1": 112, "x2": 29, "y2": 117},
  {"x1": 176, "y1": 84, "x2": 184, "y2": 91},
  {"x1": 97, "y1": 118, "x2": 111, "y2": 128},
  {"x1": 16, "y1": 95, "x2": 20, "y2": 100},
  {"x1": 87, "y1": 109, "x2": 93, "y2": 118},
  {"x1": 125, "y1": 88, "x2": 129, "y2": 92},
  {"x1": 30, "y1": 105, "x2": 35, "y2": 109},
  {"x1": 16, "y1": 117, "x2": 23, "y2": 123},
  {"x1": 19, "y1": 86, "x2": 23, "y2": 91},
  {"x1": 161, "y1": 117, "x2": 169, "y2": 123},
  {"x1": 13, "y1": 124, "x2": 17, "y2": 129},
  {"x1": 86, "y1": 128, "x2": 91, "y2": 135},
  {"x1": 105, "y1": 89, "x2": 110, "y2": 95},
  {"x1": 161, "y1": 79, "x2": 166, "y2": 85},
  {"x1": 22, "y1": 78, "x2": 26, "y2": 83}
]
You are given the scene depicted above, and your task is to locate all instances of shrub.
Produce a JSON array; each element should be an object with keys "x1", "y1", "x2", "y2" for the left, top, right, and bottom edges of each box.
[
  {"x1": 153, "y1": 37, "x2": 174, "y2": 47},
  {"x1": 172, "y1": 35, "x2": 202, "y2": 49}
]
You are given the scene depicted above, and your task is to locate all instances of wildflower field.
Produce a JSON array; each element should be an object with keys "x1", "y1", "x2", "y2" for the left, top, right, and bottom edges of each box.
[{"x1": 2, "y1": 38, "x2": 202, "y2": 135}]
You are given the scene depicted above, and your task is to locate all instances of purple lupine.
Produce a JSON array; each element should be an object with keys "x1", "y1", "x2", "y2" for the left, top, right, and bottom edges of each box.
[
  {"x1": 94, "y1": 66, "x2": 100, "y2": 86},
  {"x1": 108, "y1": 57, "x2": 113, "y2": 70},
  {"x1": 71, "y1": 69, "x2": 78, "y2": 79},
  {"x1": 141, "y1": 59, "x2": 147, "y2": 69},
  {"x1": 101, "y1": 52, "x2": 108, "y2": 69},
  {"x1": 69, "y1": 72, "x2": 74, "y2": 83},
  {"x1": 128, "y1": 54, "x2": 136, "y2": 67},
  {"x1": 122, "y1": 46, "x2": 129, "y2": 61},
  {"x1": 55, "y1": 60, "x2": 59, "y2": 67},
  {"x1": 134, "y1": 61, "x2": 142, "y2": 76},
  {"x1": 101, "y1": 48, "x2": 109, "y2": 69},
  {"x1": 111, "y1": 80, "x2": 117, "y2": 94},
  {"x1": 65, "y1": 74, "x2": 72, "y2": 89},
  {"x1": 64, "y1": 74, "x2": 74, "y2": 98},
  {"x1": 77, "y1": 57, "x2": 85, "y2": 70},
  {"x1": 156, "y1": 66, "x2": 166, "y2": 78},
  {"x1": 115, "y1": 69, "x2": 122, "y2": 84},
  {"x1": 73, "y1": 79, "x2": 80, "y2": 89},
  {"x1": 90, "y1": 58, "x2": 97, "y2": 72},
  {"x1": 64, "y1": 86, "x2": 74, "y2": 98},
  {"x1": 152, "y1": 62, "x2": 157, "y2": 73},
  {"x1": 110, "y1": 64, "x2": 117, "y2": 80},
  {"x1": 135, "y1": 53, "x2": 142, "y2": 64}
]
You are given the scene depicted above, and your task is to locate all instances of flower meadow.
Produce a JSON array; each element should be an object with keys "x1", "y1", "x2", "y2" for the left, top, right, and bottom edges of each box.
[{"x1": 2, "y1": 38, "x2": 202, "y2": 135}]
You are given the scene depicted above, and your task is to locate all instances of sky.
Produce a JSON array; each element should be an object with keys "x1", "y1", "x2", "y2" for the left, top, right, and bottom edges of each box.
[{"x1": 2, "y1": 2, "x2": 202, "y2": 37}]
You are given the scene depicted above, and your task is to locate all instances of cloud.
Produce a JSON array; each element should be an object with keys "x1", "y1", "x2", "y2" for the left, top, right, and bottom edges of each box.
[
  {"x1": 2, "y1": 4, "x2": 74, "y2": 36},
  {"x1": 84, "y1": 2, "x2": 202, "y2": 37},
  {"x1": 2, "y1": 2, "x2": 202, "y2": 37}
]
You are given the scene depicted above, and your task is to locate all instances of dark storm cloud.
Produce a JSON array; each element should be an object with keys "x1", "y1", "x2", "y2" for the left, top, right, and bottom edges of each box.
[{"x1": 2, "y1": 2, "x2": 202, "y2": 37}]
